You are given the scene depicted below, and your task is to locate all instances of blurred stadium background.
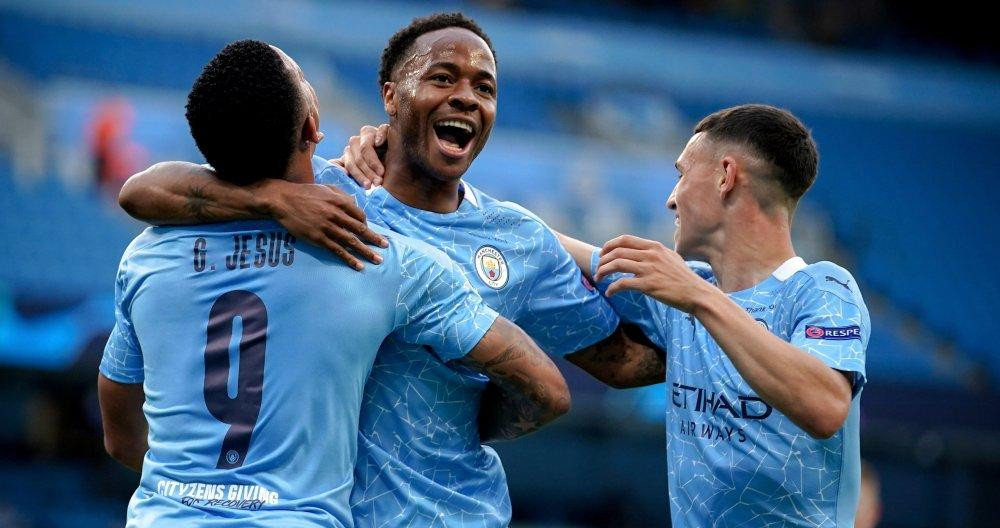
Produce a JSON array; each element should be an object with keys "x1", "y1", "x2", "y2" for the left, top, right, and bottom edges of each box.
[{"x1": 1, "y1": 1, "x2": 998, "y2": 526}]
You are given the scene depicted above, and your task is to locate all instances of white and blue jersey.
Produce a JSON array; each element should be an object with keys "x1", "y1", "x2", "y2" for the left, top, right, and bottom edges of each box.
[
  {"x1": 315, "y1": 166, "x2": 619, "y2": 528},
  {"x1": 99, "y1": 166, "x2": 499, "y2": 527},
  {"x1": 592, "y1": 254, "x2": 868, "y2": 528}
]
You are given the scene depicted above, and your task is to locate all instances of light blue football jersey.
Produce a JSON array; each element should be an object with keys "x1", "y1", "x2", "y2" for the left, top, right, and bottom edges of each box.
[
  {"x1": 591, "y1": 253, "x2": 869, "y2": 528},
  {"x1": 99, "y1": 171, "x2": 499, "y2": 527},
  {"x1": 313, "y1": 170, "x2": 619, "y2": 528}
]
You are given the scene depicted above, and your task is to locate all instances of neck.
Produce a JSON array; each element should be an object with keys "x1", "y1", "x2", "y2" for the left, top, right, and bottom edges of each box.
[
  {"x1": 700, "y1": 208, "x2": 796, "y2": 293},
  {"x1": 381, "y1": 131, "x2": 463, "y2": 213},
  {"x1": 283, "y1": 150, "x2": 316, "y2": 184}
]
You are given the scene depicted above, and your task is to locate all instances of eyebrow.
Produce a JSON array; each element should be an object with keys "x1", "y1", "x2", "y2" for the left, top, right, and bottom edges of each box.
[{"x1": 427, "y1": 60, "x2": 496, "y2": 83}]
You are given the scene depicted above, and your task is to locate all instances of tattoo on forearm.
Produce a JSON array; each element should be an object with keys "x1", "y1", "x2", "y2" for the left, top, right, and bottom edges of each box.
[
  {"x1": 464, "y1": 341, "x2": 528, "y2": 371},
  {"x1": 464, "y1": 328, "x2": 560, "y2": 442},
  {"x1": 480, "y1": 373, "x2": 552, "y2": 441},
  {"x1": 568, "y1": 324, "x2": 666, "y2": 388},
  {"x1": 184, "y1": 185, "x2": 212, "y2": 221}
]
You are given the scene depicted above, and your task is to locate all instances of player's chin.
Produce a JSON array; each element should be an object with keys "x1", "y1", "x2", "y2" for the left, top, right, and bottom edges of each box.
[
  {"x1": 428, "y1": 151, "x2": 472, "y2": 180},
  {"x1": 674, "y1": 236, "x2": 693, "y2": 259}
]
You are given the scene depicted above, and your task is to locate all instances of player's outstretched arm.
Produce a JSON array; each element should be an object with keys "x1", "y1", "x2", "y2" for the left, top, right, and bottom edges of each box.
[
  {"x1": 460, "y1": 317, "x2": 571, "y2": 442},
  {"x1": 553, "y1": 231, "x2": 598, "y2": 282},
  {"x1": 596, "y1": 235, "x2": 853, "y2": 439},
  {"x1": 548, "y1": 231, "x2": 667, "y2": 388},
  {"x1": 565, "y1": 324, "x2": 666, "y2": 389},
  {"x1": 97, "y1": 374, "x2": 147, "y2": 472},
  {"x1": 118, "y1": 162, "x2": 387, "y2": 270}
]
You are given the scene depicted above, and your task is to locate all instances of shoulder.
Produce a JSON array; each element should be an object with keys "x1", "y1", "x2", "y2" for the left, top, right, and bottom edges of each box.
[
  {"x1": 311, "y1": 155, "x2": 344, "y2": 182},
  {"x1": 119, "y1": 226, "x2": 185, "y2": 265},
  {"x1": 115, "y1": 227, "x2": 182, "y2": 290},
  {"x1": 312, "y1": 156, "x2": 367, "y2": 202},
  {"x1": 790, "y1": 261, "x2": 865, "y2": 307},
  {"x1": 373, "y1": 224, "x2": 456, "y2": 272},
  {"x1": 121, "y1": 227, "x2": 163, "y2": 260},
  {"x1": 468, "y1": 183, "x2": 550, "y2": 231}
]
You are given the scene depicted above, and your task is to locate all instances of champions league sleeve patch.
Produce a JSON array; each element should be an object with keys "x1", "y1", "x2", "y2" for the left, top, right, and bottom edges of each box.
[{"x1": 804, "y1": 325, "x2": 862, "y2": 340}]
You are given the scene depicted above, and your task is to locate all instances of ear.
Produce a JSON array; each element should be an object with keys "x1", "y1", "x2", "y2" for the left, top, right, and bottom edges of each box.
[
  {"x1": 300, "y1": 112, "x2": 322, "y2": 151},
  {"x1": 382, "y1": 82, "x2": 397, "y2": 117},
  {"x1": 719, "y1": 156, "x2": 739, "y2": 200}
]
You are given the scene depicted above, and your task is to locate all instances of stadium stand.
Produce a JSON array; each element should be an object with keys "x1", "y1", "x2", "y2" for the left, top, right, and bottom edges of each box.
[{"x1": 1, "y1": 1, "x2": 998, "y2": 526}]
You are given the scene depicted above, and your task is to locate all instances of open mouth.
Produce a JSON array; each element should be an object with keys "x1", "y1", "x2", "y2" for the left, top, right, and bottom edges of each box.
[{"x1": 433, "y1": 119, "x2": 476, "y2": 158}]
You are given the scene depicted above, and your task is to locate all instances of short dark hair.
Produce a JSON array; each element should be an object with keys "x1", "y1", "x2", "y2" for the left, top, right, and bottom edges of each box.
[
  {"x1": 186, "y1": 40, "x2": 304, "y2": 185},
  {"x1": 378, "y1": 12, "x2": 496, "y2": 87},
  {"x1": 695, "y1": 104, "x2": 819, "y2": 202}
]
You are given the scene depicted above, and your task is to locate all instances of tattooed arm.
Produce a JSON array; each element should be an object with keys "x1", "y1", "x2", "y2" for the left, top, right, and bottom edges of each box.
[
  {"x1": 565, "y1": 324, "x2": 666, "y2": 388},
  {"x1": 461, "y1": 318, "x2": 571, "y2": 442},
  {"x1": 118, "y1": 162, "x2": 386, "y2": 269},
  {"x1": 550, "y1": 231, "x2": 667, "y2": 388},
  {"x1": 118, "y1": 162, "x2": 275, "y2": 224}
]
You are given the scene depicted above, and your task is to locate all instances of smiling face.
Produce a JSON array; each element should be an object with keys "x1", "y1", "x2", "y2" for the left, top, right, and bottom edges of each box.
[
  {"x1": 383, "y1": 27, "x2": 497, "y2": 182},
  {"x1": 667, "y1": 132, "x2": 726, "y2": 259}
]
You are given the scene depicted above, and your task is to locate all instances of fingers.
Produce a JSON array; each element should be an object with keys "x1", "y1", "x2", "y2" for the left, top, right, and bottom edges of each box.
[
  {"x1": 337, "y1": 213, "x2": 389, "y2": 249},
  {"x1": 605, "y1": 277, "x2": 642, "y2": 297},
  {"x1": 337, "y1": 125, "x2": 390, "y2": 189},
  {"x1": 600, "y1": 234, "x2": 658, "y2": 256},
  {"x1": 595, "y1": 257, "x2": 643, "y2": 282},
  {"x1": 374, "y1": 124, "x2": 389, "y2": 146},
  {"x1": 597, "y1": 247, "x2": 647, "y2": 270},
  {"x1": 322, "y1": 188, "x2": 366, "y2": 225},
  {"x1": 322, "y1": 224, "x2": 383, "y2": 266},
  {"x1": 342, "y1": 142, "x2": 373, "y2": 189},
  {"x1": 358, "y1": 126, "x2": 385, "y2": 186},
  {"x1": 312, "y1": 228, "x2": 365, "y2": 271}
]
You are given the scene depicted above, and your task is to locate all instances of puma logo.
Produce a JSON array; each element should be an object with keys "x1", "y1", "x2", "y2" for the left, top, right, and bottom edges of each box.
[{"x1": 825, "y1": 276, "x2": 851, "y2": 290}]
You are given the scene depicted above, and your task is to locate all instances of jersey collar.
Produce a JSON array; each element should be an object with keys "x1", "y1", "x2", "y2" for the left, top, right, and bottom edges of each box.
[
  {"x1": 365, "y1": 180, "x2": 480, "y2": 214},
  {"x1": 771, "y1": 256, "x2": 807, "y2": 281},
  {"x1": 458, "y1": 181, "x2": 478, "y2": 208}
]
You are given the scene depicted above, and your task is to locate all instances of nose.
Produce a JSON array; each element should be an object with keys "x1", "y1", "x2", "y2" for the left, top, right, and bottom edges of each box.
[
  {"x1": 448, "y1": 80, "x2": 479, "y2": 112},
  {"x1": 666, "y1": 187, "x2": 678, "y2": 211}
]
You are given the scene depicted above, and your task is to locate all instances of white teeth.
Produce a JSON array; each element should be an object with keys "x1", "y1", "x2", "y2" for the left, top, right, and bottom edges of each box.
[{"x1": 437, "y1": 120, "x2": 473, "y2": 133}]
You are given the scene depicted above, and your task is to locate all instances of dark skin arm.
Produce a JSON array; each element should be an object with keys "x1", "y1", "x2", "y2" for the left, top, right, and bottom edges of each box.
[
  {"x1": 460, "y1": 317, "x2": 571, "y2": 442},
  {"x1": 118, "y1": 162, "x2": 388, "y2": 270},
  {"x1": 97, "y1": 374, "x2": 148, "y2": 472},
  {"x1": 565, "y1": 323, "x2": 666, "y2": 389},
  {"x1": 553, "y1": 231, "x2": 668, "y2": 388}
]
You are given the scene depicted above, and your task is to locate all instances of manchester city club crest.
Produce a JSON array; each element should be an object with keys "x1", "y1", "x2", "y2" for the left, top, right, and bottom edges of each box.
[{"x1": 474, "y1": 245, "x2": 509, "y2": 289}]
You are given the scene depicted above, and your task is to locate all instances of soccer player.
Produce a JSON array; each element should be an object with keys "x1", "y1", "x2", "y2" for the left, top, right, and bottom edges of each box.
[
  {"x1": 560, "y1": 105, "x2": 870, "y2": 527},
  {"x1": 117, "y1": 13, "x2": 664, "y2": 528},
  {"x1": 97, "y1": 40, "x2": 570, "y2": 528}
]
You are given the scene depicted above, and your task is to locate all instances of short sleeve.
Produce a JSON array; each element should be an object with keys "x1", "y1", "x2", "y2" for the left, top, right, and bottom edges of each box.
[
  {"x1": 789, "y1": 280, "x2": 869, "y2": 397},
  {"x1": 99, "y1": 262, "x2": 144, "y2": 384},
  {"x1": 590, "y1": 249, "x2": 673, "y2": 351},
  {"x1": 516, "y1": 227, "x2": 619, "y2": 357},
  {"x1": 393, "y1": 244, "x2": 500, "y2": 362}
]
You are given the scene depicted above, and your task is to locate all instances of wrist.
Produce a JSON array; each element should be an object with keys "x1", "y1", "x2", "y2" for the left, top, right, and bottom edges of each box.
[
  {"x1": 689, "y1": 281, "x2": 725, "y2": 319},
  {"x1": 249, "y1": 178, "x2": 290, "y2": 219}
]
